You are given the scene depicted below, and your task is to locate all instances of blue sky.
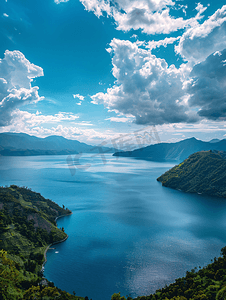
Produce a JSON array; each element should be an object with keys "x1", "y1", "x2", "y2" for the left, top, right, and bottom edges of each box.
[{"x1": 0, "y1": 0, "x2": 226, "y2": 146}]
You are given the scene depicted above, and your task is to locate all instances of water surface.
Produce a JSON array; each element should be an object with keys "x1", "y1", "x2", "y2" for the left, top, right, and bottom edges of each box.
[{"x1": 0, "y1": 154, "x2": 226, "y2": 300}]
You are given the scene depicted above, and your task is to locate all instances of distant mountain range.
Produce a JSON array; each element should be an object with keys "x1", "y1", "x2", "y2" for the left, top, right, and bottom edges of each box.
[
  {"x1": 157, "y1": 150, "x2": 226, "y2": 198},
  {"x1": 113, "y1": 137, "x2": 226, "y2": 162},
  {"x1": 0, "y1": 132, "x2": 114, "y2": 156}
]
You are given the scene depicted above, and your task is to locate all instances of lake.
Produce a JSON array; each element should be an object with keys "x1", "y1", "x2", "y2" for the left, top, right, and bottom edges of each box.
[{"x1": 1, "y1": 154, "x2": 226, "y2": 300}]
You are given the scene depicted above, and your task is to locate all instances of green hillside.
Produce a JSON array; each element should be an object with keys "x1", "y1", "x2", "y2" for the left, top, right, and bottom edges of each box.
[
  {"x1": 157, "y1": 150, "x2": 226, "y2": 198},
  {"x1": 0, "y1": 185, "x2": 83, "y2": 300}
]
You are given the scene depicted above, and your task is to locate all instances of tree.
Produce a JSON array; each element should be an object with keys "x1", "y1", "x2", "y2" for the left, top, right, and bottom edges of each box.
[
  {"x1": 23, "y1": 286, "x2": 60, "y2": 299},
  {"x1": 216, "y1": 286, "x2": 226, "y2": 300},
  {"x1": 221, "y1": 246, "x2": 226, "y2": 258},
  {"x1": 111, "y1": 293, "x2": 126, "y2": 300},
  {"x1": 0, "y1": 250, "x2": 22, "y2": 299},
  {"x1": 111, "y1": 293, "x2": 121, "y2": 300}
]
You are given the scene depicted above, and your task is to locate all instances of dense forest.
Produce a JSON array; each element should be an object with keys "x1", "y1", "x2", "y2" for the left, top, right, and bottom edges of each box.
[
  {"x1": 0, "y1": 185, "x2": 84, "y2": 300},
  {"x1": 157, "y1": 150, "x2": 226, "y2": 198}
]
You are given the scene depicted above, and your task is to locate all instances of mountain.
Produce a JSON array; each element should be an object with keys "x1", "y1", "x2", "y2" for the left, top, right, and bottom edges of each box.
[
  {"x1": 0, "y1": 185, "x2": 83, "y2": 299},
  {"x1": 209, "y1": 138, "x2": 221, "y2": 143},
  {"x1": 157, "y1": 150, "x2": 226, "y2": 198},
  {"x1": 113, "y1": 137, "x2": 226, "y2": 162},
  {"x1": 0, "y1": 132, "x2": 114, "y2": 156}
]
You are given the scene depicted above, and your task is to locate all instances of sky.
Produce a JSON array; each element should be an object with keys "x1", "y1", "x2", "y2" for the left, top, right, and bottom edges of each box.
[{"x1": 0, "y1": 0, "x2": 226, "y2": 146}]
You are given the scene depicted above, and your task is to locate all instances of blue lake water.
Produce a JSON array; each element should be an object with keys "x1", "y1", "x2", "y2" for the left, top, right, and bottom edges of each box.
[{"x1": 1, "y1": 154, "x2": 226, "y2": 300}]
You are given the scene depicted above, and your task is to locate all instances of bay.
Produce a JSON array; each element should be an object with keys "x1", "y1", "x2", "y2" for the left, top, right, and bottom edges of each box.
[{"x1": 1, "y1": 154, "x2": 226, "y2": 300}]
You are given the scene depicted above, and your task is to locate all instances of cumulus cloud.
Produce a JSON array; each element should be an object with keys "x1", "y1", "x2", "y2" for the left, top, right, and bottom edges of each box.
[
  {"x1": 87, "y1": 3, "x2": 226, "y2": 126},
  {"x1": 176, "y1": 5, "x2": 226, "y2": 63},
  {"x1": 186, "y1": 49, "x2": 226, "y2": 120},
  {"x1": 79, "y1": 0, "x2": 202, "y2": 35},
  {"x1": 91, "y1": 38, "x2": 197, "y2": 126},
  {"x1": 0, "y1": 50, "x2": 44, "y2": 126},
  {"x1": 51, "y1": 1, "x2": 226, "y2": 129}
]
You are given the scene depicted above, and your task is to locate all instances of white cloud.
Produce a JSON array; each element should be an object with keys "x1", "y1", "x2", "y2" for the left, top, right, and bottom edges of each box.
[
  {"x1": 0, "y1": 50, "x2": 44, "y2": 126},
  {"x1": 114, "y1": 7, "x2": 198, "y2": 35},
  {"x1": 79, "y1": 0, "x2": 203, "y2": 35},
  {"x1": 195, "y1": 3, "x2": 207, "y2": 15},
  {"x1": 54, "y1": 0, "x2": 69, "y2": 4},
  {"x1": 79, "y1": 0, "x2": 112, "y2": 17},
  {"x1": 91, "y1": 38, "x2": 196, "y2": 126},
  {"x1": 3, "y1": 13, "x2": 9, "y2": 17},
  {"x1": 73, "y1": 94, "x2": 85, "y2": 101},
  {"x1": 105, "y1": 116, "x2": 134, "y2": 122},
  {"x1": 176, "y1": 5, "x2": 226, "y2": 63},
  {"x1": 145, "y1": 36, "x2": 180, "y2": 50},
  {"x1": 131, "y1": 34, "x2": 138, "y2": 39},
  {"x1": 88, "y1": 3, "x2": 226, "y2": 126},
  {"x1": 73, "y1": 93, "x2": 85, "y2": 105},
  {"x1": 11, "y1": 110, "x2": 79, "y2": 127},
  {"x1": 158, "y1": 120, "x2": 226, "y2": 134}
]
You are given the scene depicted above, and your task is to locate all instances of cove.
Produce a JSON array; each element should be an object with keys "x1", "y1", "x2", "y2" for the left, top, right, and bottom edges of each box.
[{"x1": 0, "y1": 154, "x2": 226, "y2": 300}]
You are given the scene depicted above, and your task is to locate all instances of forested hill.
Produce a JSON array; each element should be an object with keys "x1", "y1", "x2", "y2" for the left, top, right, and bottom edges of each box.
[
  {"x1": 0, "y1": 185, "x2": 83, "y2": 299},
  {"x1": 113, "y1": 137, "x2": 226, "y2": 162},
  {"x1": 157, "y1": 150, "x2": 226, "y2": 198},
  {"x1": 0, "y1": 185, "x2": 71, "y2": 254}
]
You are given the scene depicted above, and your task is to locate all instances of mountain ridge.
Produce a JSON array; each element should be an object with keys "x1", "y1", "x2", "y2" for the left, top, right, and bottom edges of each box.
[
  {"x1": 113, "y1": 137, "x2": 226, "y2": 162},
  {"x1": 0, "y1": 132, "x2": 114, "y2": 156}
]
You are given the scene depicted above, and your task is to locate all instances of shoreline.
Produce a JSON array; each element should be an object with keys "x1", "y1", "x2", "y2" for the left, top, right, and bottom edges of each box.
[{"x1": 42, "y1": 212, "x2": 72, "y2": 270}]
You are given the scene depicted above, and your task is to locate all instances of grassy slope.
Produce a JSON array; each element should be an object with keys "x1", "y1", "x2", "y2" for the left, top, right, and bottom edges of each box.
[
  {"x1": 157, "y1": 150, "x2": 226, "y2": 198},
  {"x1": 0, "y1": 185, "x2": 83, "y2": 300}
]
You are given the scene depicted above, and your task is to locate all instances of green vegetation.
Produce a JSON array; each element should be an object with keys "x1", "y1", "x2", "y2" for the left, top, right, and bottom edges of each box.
[
  {"x1": 0, "y1": 185, "x2": 84, "y2": 300},
  {"x1": 157, "y1": 150, "x2": 226, "y2": 198}
]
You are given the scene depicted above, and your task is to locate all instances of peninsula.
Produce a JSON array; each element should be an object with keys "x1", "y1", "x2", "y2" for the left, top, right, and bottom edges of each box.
[
  {"x1": 0, "y1": 185, "x2": 83, "y2": 299},
  {"x1": 157, "y1": 150, "x2": 226, "y2": 198}
]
